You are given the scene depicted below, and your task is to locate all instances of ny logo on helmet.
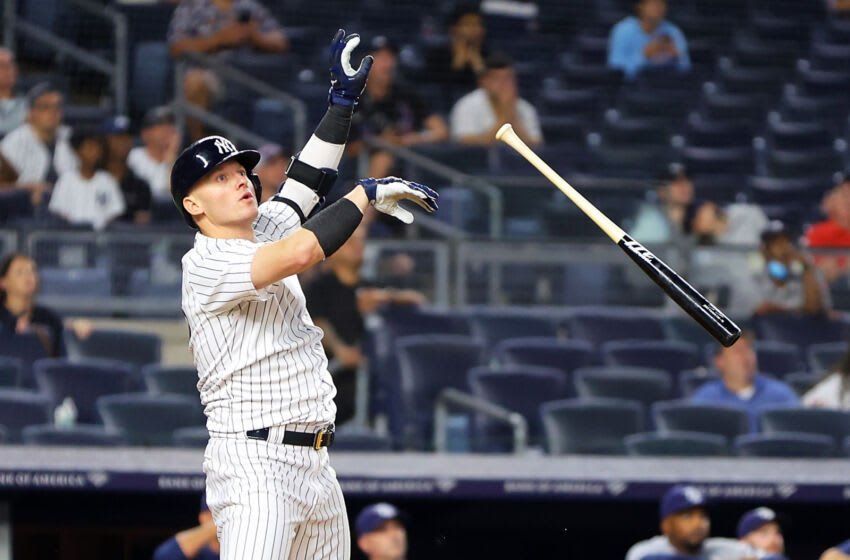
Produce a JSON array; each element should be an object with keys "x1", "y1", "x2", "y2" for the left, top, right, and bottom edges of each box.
[{"x1": 214, "y1": 138, "x2": 236, "y2": 155}]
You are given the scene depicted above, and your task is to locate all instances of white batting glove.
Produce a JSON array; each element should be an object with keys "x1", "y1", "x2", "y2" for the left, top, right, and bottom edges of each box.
[{"x1": 358, "y1": 177, "x2": 439, "y2": 224}]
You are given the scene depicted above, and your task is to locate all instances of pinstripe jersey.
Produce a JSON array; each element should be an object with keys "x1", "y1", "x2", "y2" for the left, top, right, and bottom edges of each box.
[{"x1": 181, "y1": 199, "x2": 336, "y2": 434}]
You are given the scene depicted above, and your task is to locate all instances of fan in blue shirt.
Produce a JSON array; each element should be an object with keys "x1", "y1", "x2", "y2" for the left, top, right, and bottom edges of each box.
[
  {"x1": 608, "y1": 0, "x2": 690, "y2": 79},
  {"x1": 691, "y1": 333, "x2": 799, "y2": 431},
  {"x1": 153, "y1": 493, "x2": 219, "y2": 560}
]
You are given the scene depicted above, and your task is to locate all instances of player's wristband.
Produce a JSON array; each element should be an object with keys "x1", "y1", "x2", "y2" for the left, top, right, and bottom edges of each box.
[{"x1": 302, "y1": 198, "x2": 362, "y2": 257}]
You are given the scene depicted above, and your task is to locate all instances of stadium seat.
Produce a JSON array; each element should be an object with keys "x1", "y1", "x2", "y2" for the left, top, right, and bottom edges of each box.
[
  {"x1": 598, "y1": 117, "x2": 673, "y2": 149},
  {"x1": 760, "y1": 407, "x2": 850, "y2": 446},
  {"x1": 783, "y1": 372, "x2": 820, "y2": 397},
  {"x1": 0, "y1": 389, "x2": 51, "y2": 442},
  {"x1": 808, "y1": 42, "x2": 850, "y2": 73},
  {"x1": 778, "y1": 91, "x2": 849, "y2": 133},
  {"x1": 469, "y1": 314, "x2": 558, "y2": 352},
  {"x1": 764, "y1": 149, "x2": 845, "y2": 179},
  {"x1": 680, "y1": 146, "x2": 754, "y2": 177},
  {"x1": 21, "y1": 424, "x2": 124, "y2": 447},
  {"x1": 683, "y1": 118, "x2": 754, "y2": 149},
  {"x1": 753, "y1": 341, "x2": 805, "y2": 376},
  {"x1": 559, "y1": 61, "x2": 624, "y2": 95},
  {"x1": 601, "y1": 340, "x2": 702, "y2": 376},
  {"x1": 38, "y1": 267, "x2": 111, "y2": 297},
  {"x1": 734, "y1": 432, "x2": 835, "y2": 458},
  {"x1": 395, "y1": 335, "x2": 485, "y2": 450},
  {"x1": 251, "y1": 98, "x2": 294, "y2": 147},
  {"x1": 663, "y1": 315, "x2": 719, "y2": 346},
  {"x1": 0, "y1": 332, "x2": 50, "y2": 388},
  {"x1": 574, "y1": 367, "x2": 673, "y2": 410},
  {"x1": 130, "y1": 41, "x2": 171, "y2": 114},
  {"x1": 845, "y1": 436, "x2": 850, "y2": 457},
  {"x1": 172, "y1": 426, "x2": 209, "y2": 449},
  {"x1": 468, "y1": 366, "x2": 570, "y2": 450},
  {"x1": 541, "y1": 398, "x2": 644, "y2": 455},
  {"x1": 494, "y1": 337, "x2": 594, "y2": 377},
  {"x1": 97, "y1": 394, "x2": 204, "y2": 447},
  {"x1": 653, "y1": 401, "x2": 750, "y2": 440},
  {"x1": 143, "y1": 365, "x2": 199, "y2": 397},
  {"x1": 538, "y1": 87, "x2": 599, "y2": 117},
  {"x1": 0, "y1": 357, "x2": 23, "y2": 388},
  {"x1": 329, "y1": 425, "x2": 392, "y2": 452},
  {"x1": 796, "y1": 68, "x2": 850, "y2": 98},
  {"x1": 678, "y1": 369, "x2": 720, "y2": 398},
  {"x1": 764, "y1": 119, "x2": 835, "y2": 152},
  {"x1": 715, "y1": 63, "x2": 789, "y2": 97},
  {"x1": 567, "y1": 308, "x2": 665, "y2": 346},
  {"x1": 748, "y1": 176, "x2": 833, "y2": 210},
  {"x1": 34, "y1": 358, "x2": 136, "y2": 424},
  {"x1": 65, "y1": 329, "x2": 162, "y2": 369},
  {"x1": 699, "y1": 91, "x2": 769, "y2": 127},
  {"x1": 624, "y1": 431, "x2": 728, "y2": 457},
  {"x1": 754, "y1": 315, "x2": 849, "y2": 348},
  {"x1": 807, "y1": 342, "x2": 847, "y2": 373}
]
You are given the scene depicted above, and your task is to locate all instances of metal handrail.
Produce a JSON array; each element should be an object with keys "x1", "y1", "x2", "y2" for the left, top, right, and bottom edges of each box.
[
  {"x1": 434, "y1": 388, "x2": 528, "y2": 454},
  {"x1": 174, "y1": 51, "x2": 307, "y2": 150}
]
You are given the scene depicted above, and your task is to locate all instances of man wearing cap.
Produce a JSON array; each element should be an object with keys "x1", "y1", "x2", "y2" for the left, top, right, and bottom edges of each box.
[
  {"x1": 0, "y1": 82, "x2": 76, "y2": 205},
  {"x1": 355, "y1": 503, "x2": 408, "y2": 560},
  {"x1": 625, "y1": 485, "x2": 760, "y2": 560},
  {"x1": 127, "y1": 106, "x2": 181, "y2": 203},
  {"x1": 102, "y1": 115, "x2": 152, "y2": 224},
  {"x1": 153, "y1": 493, "x2": 219, "y2": 560},
  {"x1": 737, "y1": 508, "x2": 785, "y2": 558}
]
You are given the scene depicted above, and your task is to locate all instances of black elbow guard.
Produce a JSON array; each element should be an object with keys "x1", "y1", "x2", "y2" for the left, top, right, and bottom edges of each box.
[
  {"x1": 285, "y1": 156, "x2": 339, "y2": 199},
  {"x1": 302, "y1": 198, "x2": 362, "y2": 257}
]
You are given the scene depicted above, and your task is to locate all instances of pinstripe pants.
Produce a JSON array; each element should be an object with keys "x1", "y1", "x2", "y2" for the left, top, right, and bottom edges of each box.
[{"x1": 204, "y1": 425, "x2": 350, "y2": 559}]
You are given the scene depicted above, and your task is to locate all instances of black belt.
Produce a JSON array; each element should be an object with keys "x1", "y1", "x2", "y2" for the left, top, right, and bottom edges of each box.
[{"x1": 246, "y1": 425, "x2": 335, "y2": 450}]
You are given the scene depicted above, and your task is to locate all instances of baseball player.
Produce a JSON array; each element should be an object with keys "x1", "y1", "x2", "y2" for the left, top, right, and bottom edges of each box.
[{"x1": 171, "y1": 29, "x2": 438, "y2": 560}]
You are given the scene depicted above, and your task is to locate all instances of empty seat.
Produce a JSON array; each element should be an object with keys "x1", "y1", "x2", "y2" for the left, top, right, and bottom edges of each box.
[
  {"x1": 541, "y1": 398, "x2": 644, "y2": 455},
  {"x1": 663, "y1": 315, "x2": 719, "y2": 346},
  {"x1": 469, "y1": 314, "x2": 558, "y2": 351},
  {"x1": 567, "y1": 309, "x2": 665, "y2": 346},
  {"x1": 625, "y1": 431, "x2": 728, "y2": 457},
  {"x1": 33, "y1": 358, "x2": 135, "y2": 424},
  {"x1": 0, "y1": 333, "x2": 50, "y2": 387},
  {"x1": 0, "y1": 357, "x2": 23, "y2": 388},
  {"x1": 0, "y1": 389, "x2": 51, "y2": 442},
  {"x1": 755, "y1": 315, "x2": 849, "y2": 348},
  {"x1": 22, "y1": 424, "x2": 124, "y2": 447},
  {"x1": 765, "y1": 149, "x2": 845, "y2": 178},
  {"x1": 330, "y1": 425, "x2": 392, "y2": 452},
  {"x1": 796, "y1": 68, "x2": 850, "y2": 98},
  {"x1": 753, "y1": 341, "x2": 805, "y2": 376},
  {"x1": 764, "y1": 119, "x2": 835, "y2": 151},
  {"x1": 683, "y1": 118, "x2": 754, "y2": 149},
  {"x1": 760, "y1": 407, "x2": 850, "y2": 444},
  {"x1": 784, "y1": 372, "x2": 821, "y2": 397},
  {"x1": 681, "y1": 146, "x2": 754, "y2": 177},
  {"x1": 143, "y1": 365, "x2": 199, "y2": 397},
  {"x1": 494, "y1": 338, "x2": 594, "y2": 377},
  {"x1": 65, "y1": 329, "x2": 162, "y2": 369},
  {"x1": 469, "y1": 366, "x2": 570, "y2": 450},
  {"x1": 172, "y1": 426, "x2": 209, "y2": 449},
  {"x1": 734, "y1": 432, "x2": 835, "y2": 458},
  {"x1": 602, "y1": 340, "x2": 701, "y2": 376},
  {"x1": 97, "y1": 393, "x2": 204, "y2": 446},
  {"x1": 653, "y1": 401, "x2": 750, "y2": 440},
  {"x1": 808, "y1": 342, "x2": 847, "y2": 373},
  {"x1": 574, "y1": 367, "x2": 673, "y2": 409},
  {"x1": 38, "y1": 267, "x2": 111, "y2": 297}
]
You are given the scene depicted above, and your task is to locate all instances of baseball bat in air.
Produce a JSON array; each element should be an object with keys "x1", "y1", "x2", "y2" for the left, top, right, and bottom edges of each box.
[{"x1": 495, "y1": 123, "x2": 741, "y2": 347}]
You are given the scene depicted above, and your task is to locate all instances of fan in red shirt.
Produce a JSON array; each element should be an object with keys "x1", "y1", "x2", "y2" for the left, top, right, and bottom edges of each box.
[{"x1": 806, "y1": 180, "x2": 850, "y2": 282}]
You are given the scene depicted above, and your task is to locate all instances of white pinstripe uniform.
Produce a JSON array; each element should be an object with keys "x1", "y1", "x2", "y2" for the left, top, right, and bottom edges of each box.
[{"x1": 182, "y1": 196, "x2": 350, "y2": 559}]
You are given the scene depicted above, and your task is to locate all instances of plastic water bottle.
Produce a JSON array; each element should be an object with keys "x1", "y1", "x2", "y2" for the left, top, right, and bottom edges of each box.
[{"x1": 54, "y1": 397, "x2": 78, "y2": 429}]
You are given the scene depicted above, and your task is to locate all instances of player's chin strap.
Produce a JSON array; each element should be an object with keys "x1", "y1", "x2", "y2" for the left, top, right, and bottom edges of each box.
[{"x1": 272, "y1": 155, "x2": 339, "y2": 223}]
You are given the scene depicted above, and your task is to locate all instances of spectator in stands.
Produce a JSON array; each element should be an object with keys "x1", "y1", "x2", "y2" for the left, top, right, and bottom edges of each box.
[
  {"x1": 625, "y1": 484, "x2": 756, "y2": 559},
  {"x1": 127, "y1": 106, "x2": 180, "y2": 204},
  {"x1": 0, "y1": 82, "x2": 76, "y2": 207},
  {"x1": 683, "y1": 199, "x2": 768, "y2": 246},
  {"x1": 48, "y1": 128, "x2": 125, "y2": 231},
  {"x1": 738, "y1": 508, "x2": 785, "y2": 558},
  {"x1": 0, "y1": 48, "x2": 26, "y2": 137},
  {"x1": 305, "y1": 225, "x2": 424, "y2": 424},
  {"x1": 425, "y1": 4, "x2": 488, "y2": 92},
  {"x1": 752, "y1": 222, "x2": 831, "y2": 317},
  {"x1": 450, "y1": 54, "x2": 543, "y2": 147},
  {"x1": 631, "y1": 165, "x2": 695, "y2": 244},
  {"x1": 254, "y1": 143, "x2": 289, "y2": 204},
  {"x1": 804, "y1": 345, "x2": 850, "y2": 410},
  {"x1": 806, "y1": 180, "x2": 850, "y2": 283},
  {"x1": 691, "y1": 332, "x2": 799, "y2": 429},
  {"x1": 608, "y1": 0, "x2": 690, "y2": 80},
  {"x1": 355, "y1": 502, "x2": 408, "y2": 560},
  {"x1": 153, "y1": 492, "x2": 219, "y2": 560},
  {"x1": 821, "y1": 539, "x2": 850, "y2": 560},
  {"x1": 0, "y1": 253, "x2": 91, "y2": 357},
  {"x1": 168, "y1": 0, "x2": 288, "y2": 141},
  {"x1": 351, "y1": 36, "x2": 449, "y2": 178},
  {"x1": 827, "y1": 0, "x2": 850, "y2": 15},
  {"x1": 102, "y1": 115, "x2": 152, "y2": 225}
]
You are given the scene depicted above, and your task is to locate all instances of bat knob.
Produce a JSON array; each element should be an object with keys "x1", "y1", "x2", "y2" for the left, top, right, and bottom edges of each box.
[{"x1": 495, "y1": 123, "x2": 514, "y2": 141}]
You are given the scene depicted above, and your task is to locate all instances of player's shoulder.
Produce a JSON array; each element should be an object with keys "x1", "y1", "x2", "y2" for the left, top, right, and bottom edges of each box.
[{"x1": 625, "y1": 535, "x2": 671, "y2": 560}]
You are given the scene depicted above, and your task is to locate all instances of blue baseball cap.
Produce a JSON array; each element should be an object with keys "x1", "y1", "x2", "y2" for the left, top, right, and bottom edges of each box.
[
  {"x1": 660, "y1": 485, "x2": 706, "y2": 519},
  {"x1": 737, "y1": 507, "x2": 778, "y2": 538},
  {"x1": 101, "y1": 115, "x2": 131, "y2": 135},
  {"x1": 355, "y1": 502, "x2": 404, "y2": 537}
]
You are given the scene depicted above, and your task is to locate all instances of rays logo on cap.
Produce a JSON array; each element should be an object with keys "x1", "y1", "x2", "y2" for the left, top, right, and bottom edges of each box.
[
  {"x1": 684, "y1": 486, "x2": 704, "y2": 503},
  {"x1": 214, "y1": 137, "x2": 236, "y2": 154}
]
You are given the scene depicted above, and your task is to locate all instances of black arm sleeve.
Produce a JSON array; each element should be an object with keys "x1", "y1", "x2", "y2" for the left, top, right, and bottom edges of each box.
[{"x1": 302, "y1": 198, "x2": 363, "y2": 257}]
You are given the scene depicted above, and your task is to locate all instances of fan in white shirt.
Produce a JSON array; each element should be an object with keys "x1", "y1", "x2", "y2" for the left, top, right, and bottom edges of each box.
[
  {"x1": 804, "y1": 348, "x2": 850, "y2": 410},
  {"x1": 48, "y1": 128, "x2": 125, "y2": 230},
  {"x1": 126, "y1": 106, "x2": 180, "y2": 201}
]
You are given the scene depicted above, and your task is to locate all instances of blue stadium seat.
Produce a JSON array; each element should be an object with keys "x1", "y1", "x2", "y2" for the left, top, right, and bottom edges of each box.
[
  {"x1": 65, "y1": 329, "x2": 162, "y2": 369},
  {"x1": 469, "y1": 313, "x2": 558, "y2": 352},
  {"x1": 0, "y1": 357, "x2": 23, "y2": 388},
  {"x1": 172, "y1": 426, "x2": 209, "y2": 449},
  {"x1": 653, "y1": 401, "x2": 750, "y2": 440},
  {"x1": 681, "y1": 146, "x2": 755, "y2": 177},
  {"x1": 574, "y1": 367, "x2": 673, "y2": 410},
  {"x1": 38, "y1": 267, "x2": 112, "y2": 297},
  {"x1": 808, "y1": 342, "x2": 847, "y2": 373},
  {"x1": 764, "y1": 149, "x2": 845, "y2": 179},
  {"x1": 748, "y1": 177, "x2": 832, "y2": 212},
  {"x1": 541, "y1": 398, "x2": 644, "y2": 455},
  {"x1": 601, "y1": 340, "x2": 702, "y2": 376},
  {"x1": 760, "y1": 407, "x2": 850, "y2": 446},
  {"x1": 678, "y1": 369, "x2": 720, "y2": 398},
  {"x1": 755, "y1": 315, "x2": 849, "y2": 348},
  {"x1": 251, "y1": 98, "x2": 294, "y2": 147},
  {"x1": 33, "y1": 358, "x2": 136, "y2": 424},
  {"x1": 783, "y1": 372, "x2": 820, "y2": 397},
  {"x1": 0, "y1": 190, "x2": 34, "y2": 224},
  {"x1": 395, "y1": 335, "x2": 485, "y2": 450},
  {"x1": 0, "y1": 389, "x2": 51, "y2": 442},
  {"x1": 796, "y1": 68, "x2": 850, "y2": 98},
  {"x1": 699, "y1": 91, "x2": 769, "y2": 127},
  {"x1": 468, "y1": 366, "x2": 570, "y2": 450},
  {"x1": 494, "y1": 338, "x2": 594, "y2": 377},
  {"x1": 22, "y1": 424, "x2": 124, "y2": 447},
  {"x1": 663, "y1": 315, "x2": 719, "y2": 346},
  {"x1": 624, "y1": 431, "x2": 728, "y2": 457},
  {"x1": 567, "y1": 308, "x2": 665, "y2": 346},
  {"x1": 734, "y1": 432, "x2": 835, "y2": 458},
  {"x1": 538, "y1": 87, "x2": 599, "y2": 117},
  {"x1": 143, "y1": 365, "x2": 199, "y2": 397},
  {"x1": 598, "y1": 117, "x2": 673, "y2": 149},
  {"x1": 97, "y1": 393, "x2": 204, "y2": 447},
  {"x1": 559, "y1": 62, "x2": 624, "y2": 95},
  {"x1": 0, "y1": 333, "x2": 50, "y2": 388},
  {"x1": 779, "y1": 91, "x2": 849, "y2": 133},
  {"x1": 130, "y1": 41, "x2": 171, "y2": 115},
  {"x1": 845, "y1": 436, "x2": 850, "y2": 457},
  {"x1": 808, "y1": 42, "x2": 850, "y2": 73},
  {"x1": 753, "y1": 341, "x2": 805, "y2": 376},
  {"x1": 715, "y1": 63, "x2": 789, "y2": 97},
  {"x1": 330, "y1": 425, "x2": 392, "y2": 452},
  {"x1": 683, "y1": 118, "x2": 754, "y2": 149},
  {"x1": 0, "y1": 426, "x2": 6, "y2": 443},
  {"x1": 764, "y1": 119, "x2": 836, "y2": 152}
]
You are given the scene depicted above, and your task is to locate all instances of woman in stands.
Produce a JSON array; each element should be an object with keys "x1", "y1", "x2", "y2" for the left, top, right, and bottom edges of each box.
[
  {"x1": 804, "y1": 346, "x2": 850, "y2": 411},
  {"x1": 0, "y1": 253, "x2": 90, "y2": 357}
]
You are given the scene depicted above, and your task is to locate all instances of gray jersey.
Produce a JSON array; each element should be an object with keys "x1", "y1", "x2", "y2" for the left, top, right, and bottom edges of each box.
[
  {"x1": 626, "y1": 536, "x2": 763, "y2": 560},
  {"x1": 181, "y1": 199, "x2": 336, "y2": 434}
]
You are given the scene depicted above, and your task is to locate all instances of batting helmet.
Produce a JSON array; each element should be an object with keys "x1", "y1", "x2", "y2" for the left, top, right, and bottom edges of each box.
[{"x1": 170, "y1": 135, "x2": 262, "y2": 228}]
